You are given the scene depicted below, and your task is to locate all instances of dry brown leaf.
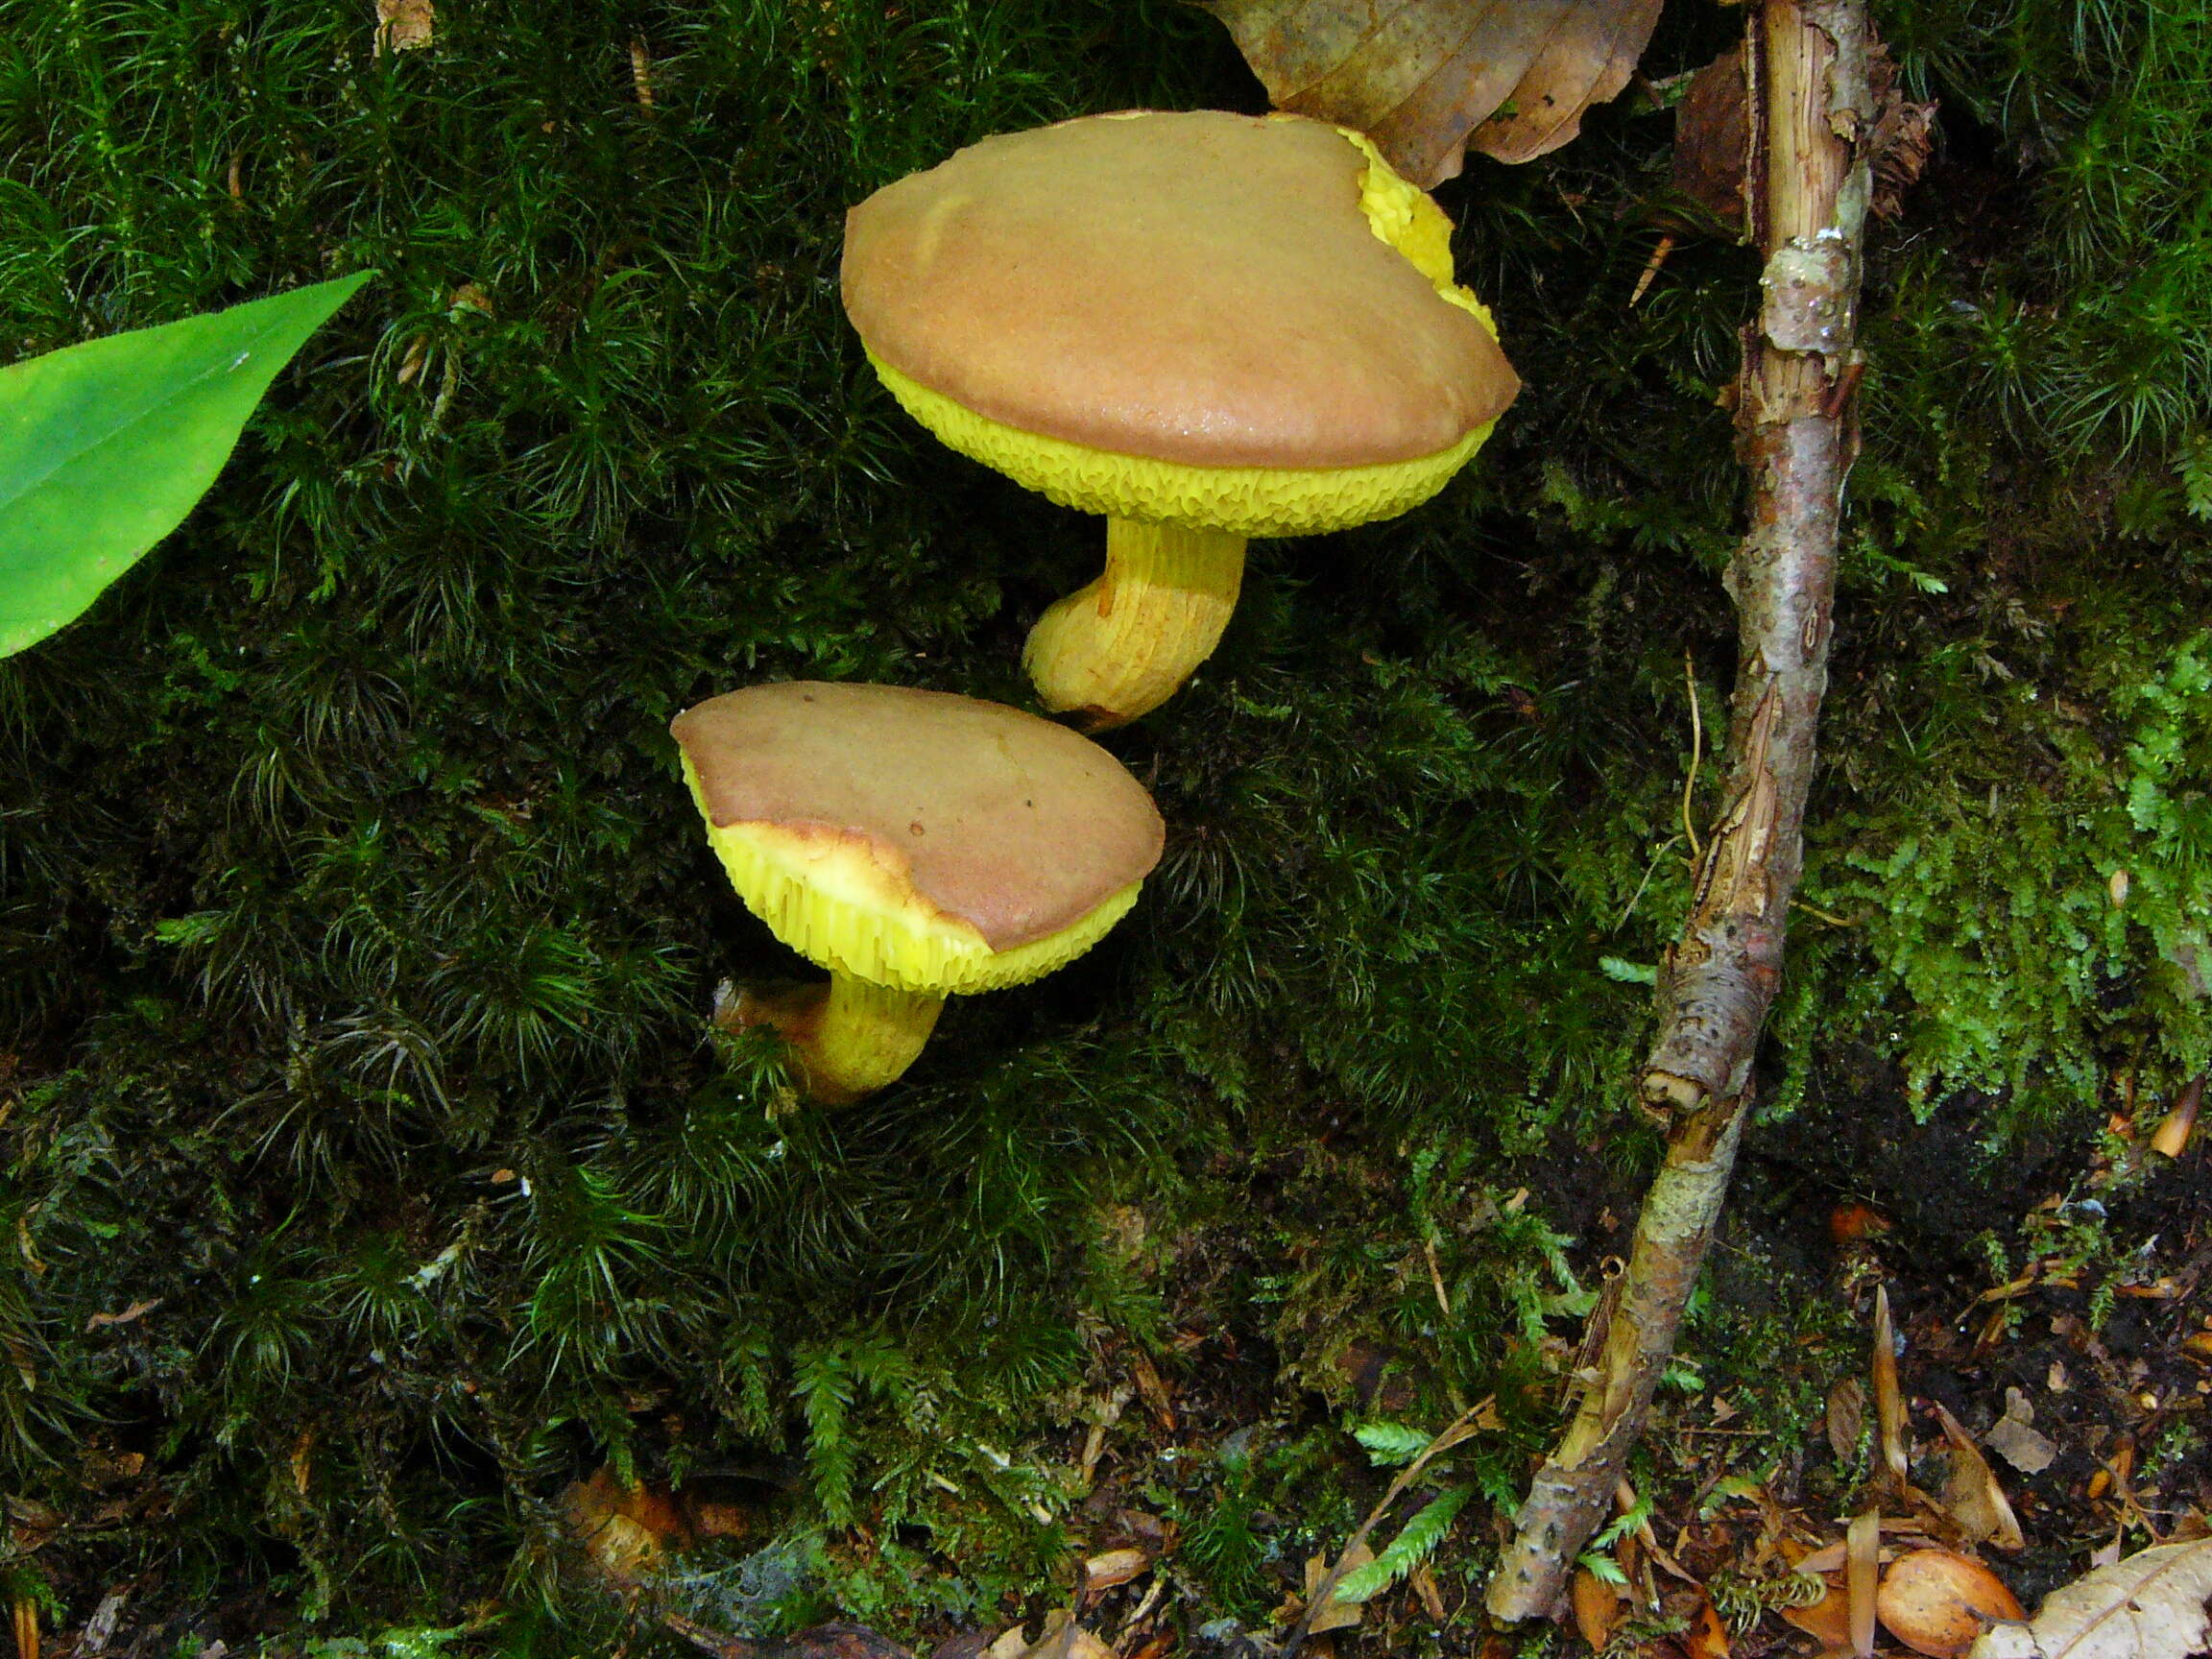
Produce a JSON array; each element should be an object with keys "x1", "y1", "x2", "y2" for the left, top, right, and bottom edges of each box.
[
  {"x1": 1128, "y1": 1350, "x2": 1175, "y2": 1431},
  {"x1": 1297, "y1": 1543, "x2": 1375, "y2": 1635},
  {"x1": 2151, "y1": 1078, "x2": 2203, "y2": 1158},
  {"x1": 1408, "y1": 1561, "x2": 1448, "y2": 1623},
  {"x1": 1850, "y1": 1510, "x2": 1884, "y2": 1658},
  {"x1": 1985, "y1": 1389, "x2": 2057, "y2": 1477},
  {"x1": 1783, "y1": 1576, "x2": 1856, "y2": 1648},
  {"x1": 1198, "y1": 0, "x2": 1667, "y2": 187},
  {"x1": 373, "y1": 0, "x2": 434, "y2": 56},
  {"x1": 1686, "y1": 1594, "x2": 1732, "y2": 1659},
  {"x1": 560, "y1": 1465, "x2": 692, "y2": 1585},
  {"x1": 1469, "y1": 0, "x2": 1666, "y2": 165},
  {"x1": 1931, "y1": 1404, "x2": 2025, "y2": 1552},
  {"x1": 84, "y1": 1298, "x2": 161, "y2": 1333},
  {"x1": 667, "y1": 1621, "x2": 917, "y2": 1659},
  {"x1": 1572, "y1": 1566, "x2": 1627, "y2": 1650},
  {"x1": 1879, "y1": 1551, "x2": 2024, "y2": 1658},
  {"x1": 1967, "y1": 1539, "x2": 2212, "y2": 1659},
  {"x1": 980, "y1": 1615, "x2": 1112, "y2": 1659},
  {"x1": 1828, "y1": 1375, "x2": 1869, "y2": 1464},
  {"x1": 1865, "y1": 44, "x2": 1937, "y2": 220},
  {"x1": 1671, "y1": 48, "x2": 1747, "y2": 226},
  {"x1": 1874, "y1": 1286, "x2": 1909, "y2": 1485},
  {"x1": 1670, "y1": 39, "x2": 1931, "y2": 230},
  {"x1": 1081, "y1": 1547, "x2": 1151, "y2": 1595}
]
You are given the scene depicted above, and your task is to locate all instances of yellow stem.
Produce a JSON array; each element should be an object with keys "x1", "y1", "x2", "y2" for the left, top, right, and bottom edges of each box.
[
  {"x1": 731, "y1": 973, "x2": 944, "y2": 1105},
  {"x1": 1022, "y1": 517, "x2": 1246, "y2": 730}
]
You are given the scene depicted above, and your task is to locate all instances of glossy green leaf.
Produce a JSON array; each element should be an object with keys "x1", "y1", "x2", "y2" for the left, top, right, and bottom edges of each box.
[{"x1": 0, "y1": 271, "x2": 373, "y2": 658}]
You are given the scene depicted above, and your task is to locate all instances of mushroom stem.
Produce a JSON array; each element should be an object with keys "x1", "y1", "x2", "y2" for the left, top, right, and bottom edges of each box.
[
  {"x1": 1023, "y1": 517, "x2": 1246, "y2": 729},
  {"x1": 730, "y1": 973, "x2": 945, "y2": 1105}
]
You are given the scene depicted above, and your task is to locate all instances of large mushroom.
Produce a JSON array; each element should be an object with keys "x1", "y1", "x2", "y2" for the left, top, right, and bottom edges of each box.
[
  {"x1": 671, "y1": 682, "x2": 1164, "y2": 1103},
  {"x1": 842, "y1": 108, "x2": 1520, "y2": 730}
]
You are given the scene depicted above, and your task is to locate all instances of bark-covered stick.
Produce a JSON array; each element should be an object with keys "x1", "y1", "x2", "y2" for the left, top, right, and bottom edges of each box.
[{"x1": 1485, "y1": 0, "x2": 1873, "y2": 1622}]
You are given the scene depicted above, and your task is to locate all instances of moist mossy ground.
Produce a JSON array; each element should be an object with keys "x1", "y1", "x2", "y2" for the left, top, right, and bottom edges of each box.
[{"x1": 3, "y1": 0, "x2": 2211, "y2": 1650}]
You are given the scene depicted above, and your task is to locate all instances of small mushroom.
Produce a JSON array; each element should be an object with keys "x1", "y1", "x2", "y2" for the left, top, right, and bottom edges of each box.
[
  {"x1": 843, "y1": 108, "x2": 1519, "y2": 729},
  {"x1": 671, "y1": 682, "x2": 1164, "y2": 1102}
]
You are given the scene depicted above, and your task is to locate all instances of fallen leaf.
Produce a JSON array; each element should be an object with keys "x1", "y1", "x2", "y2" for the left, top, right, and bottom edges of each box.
[
  {"x1": 84, "y1": 1299, "x2": 160, "y2": 1333},
  {"x1": 561, "y1": 1465, "x2": 692, "y2": 1584},
  {"x1": 373, "y1": 0, "x2": 434, "y2": 55},
  {"x1": 1129, "y1": 1350, "x2": 1175, "y2": 1431},
  {"x1": 1686, "y1": 1593, "x2": 1732, "y2": 1659},
  {"x1": 1967, "y1": 1539, "x2": 2212, "y2": 1659},
  {"x1": 1985, "y1": 1391, "x2": 2056, "y2": 1477},
  {"x1": 1572, "y1": 1566, "x2": 1626, "y2": 1650},
  {"x1": 2151, "y1": 1078, "x2": 2203, "y2": 1159},
  {"x1": 1081, "y1": 1547, "x2": 1150, "y2": 1595},
  {"x1": 1197, "y1": 0, "x2": 1667, "y2": 187},
  {"x1": 1669, "y1": 38, "x2": 1931, "y2": 228},
  {"x1": 1879, "y1": 1550, "x2": 2023, "y2": 1658},
  {"x1": 81, "y1": 1447, "x2": 144, "y2": 1486},
  {"x1": 1874, "y1": 1286, "x2": 1910, "y2": 1486},
  {"x1": 982, "y1": 1614, "x2": 1109, "y2": 1659},
  {"x1": 1671, "y1": 48, "x2": 1746, "y2": 225},
  {"x1": 1829, "y1": 1376, "x2": 1868, "y2": 1463},
  {"x1": 667, "y1": 1617, "x2": 916, "y2": 1659},
  {"x1": 1850, "y1": 1510, "x2": 1884, "y2": 1658},
  {"x1": 1782, "y1": 1576, "x2": 1855, "y2": 1648},
  {"x1": 1931, "y1": 1404, "x2": 2025, "y2": 1551},
  {"x1": 1865, "y1": 45, "x2": 1937, "y2": 220},
  {"x1": 1465, "y1": 0, "x2": 1667, "y2": 166},
  {"x1": 1408, "y1": 1560, "x2": 1448, "y2": 1623},
  {"x1": 1293, "y1": 1544, "x2": 1374, "y2": 1635}
]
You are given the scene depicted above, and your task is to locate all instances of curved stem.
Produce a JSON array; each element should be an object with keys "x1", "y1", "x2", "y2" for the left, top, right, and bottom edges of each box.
[
  {"x1": 1022, "y1": 517, "x2": 1246, "y2": 730},
  {"x1": 729, "y1": 973, "x2": 945, "y2": 1105}
]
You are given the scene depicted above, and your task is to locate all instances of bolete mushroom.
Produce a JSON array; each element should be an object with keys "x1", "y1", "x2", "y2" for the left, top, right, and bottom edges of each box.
[
  {"x1": 842, "y1": 108, "x2": 1520, "y2": 729},
  {"x1": 671, "y1": 681, "x2": 1164, "y2": 1103}
]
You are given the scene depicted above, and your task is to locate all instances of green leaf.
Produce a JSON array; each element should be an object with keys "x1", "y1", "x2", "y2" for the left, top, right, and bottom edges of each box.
[
  {"x1": 1336, "y1": 1484, "x2": 1472, "y2": 1602},
  {"x1": 1598, "y1": 955, "x2": 1658, "y2": 985},
  {"x1": 0, "y1": 272, "x2": 373, "y2": 659},
  {"x1": 1353, "y1": 1420, "x2": 1434, "y2": 1467},
  {"x1": 1577, "y1": 1550, "x2": 1628, "y2": 1586},
  {"x1": 2182, "y1": 432, "x2": 2212, "y2": 521},
  {"x1": 1590, "y1": 1487, "x2": 1655, "y2": 1551}
]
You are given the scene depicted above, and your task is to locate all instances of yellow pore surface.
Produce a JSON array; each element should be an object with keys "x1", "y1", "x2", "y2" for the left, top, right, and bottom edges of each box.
[
  {"x1": 684, "y1": 754, "x2": 1143, "y2": 996},
  {"x1": 864, "y1": 128, "x2": 1503, "y2": 540}
]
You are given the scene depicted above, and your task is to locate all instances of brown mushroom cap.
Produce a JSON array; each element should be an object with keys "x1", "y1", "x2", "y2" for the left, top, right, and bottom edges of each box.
[
  {"x1": 842, "y1": 109, "x2": 1519, "y2": 472},
  {"x1": 672, "y1": 682, "x2": 1164, "y2": 952}
]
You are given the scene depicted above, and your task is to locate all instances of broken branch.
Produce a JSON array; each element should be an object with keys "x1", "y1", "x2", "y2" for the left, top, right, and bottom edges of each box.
[{"x1": 1484, "y1": 0, "x2": 1873, "y2": 1622}]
